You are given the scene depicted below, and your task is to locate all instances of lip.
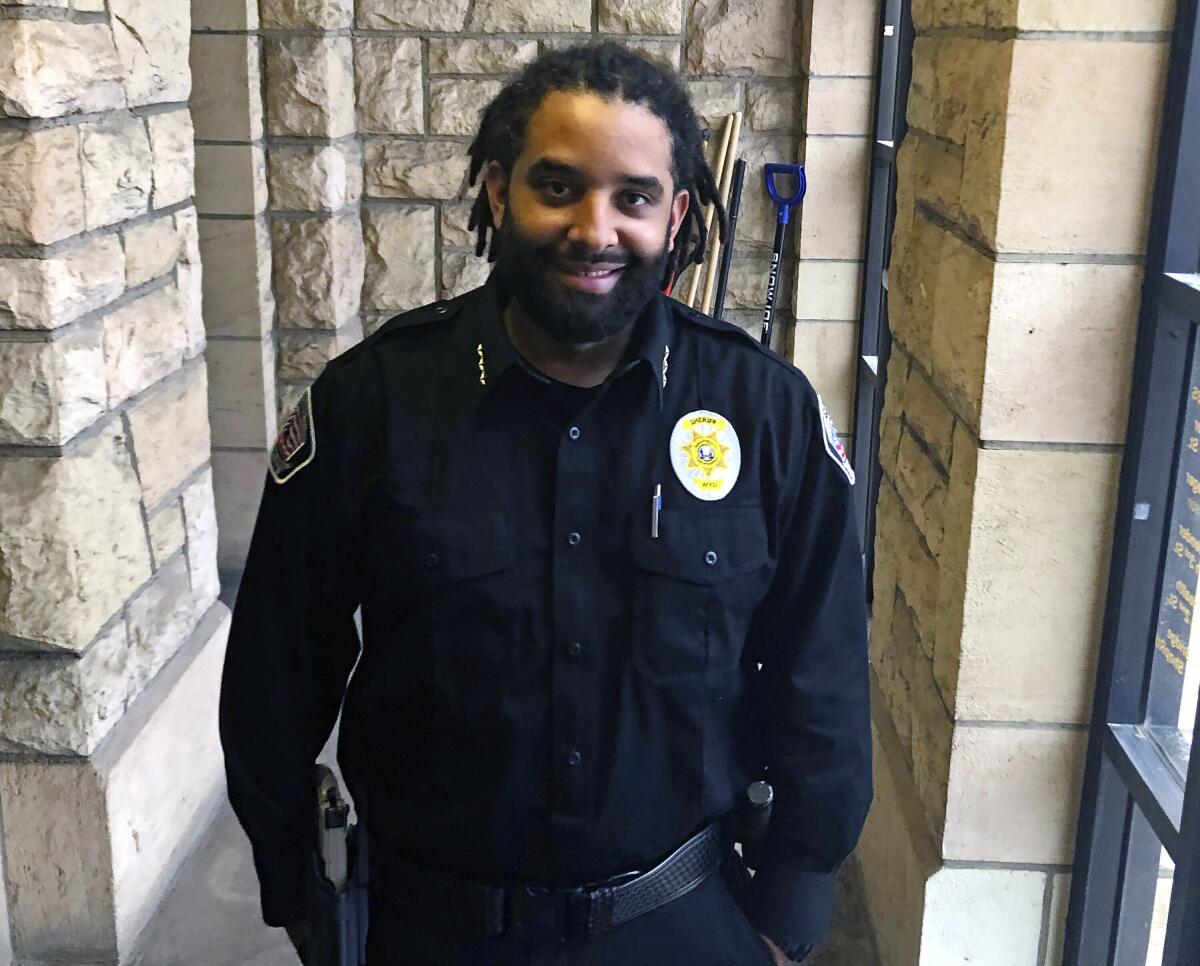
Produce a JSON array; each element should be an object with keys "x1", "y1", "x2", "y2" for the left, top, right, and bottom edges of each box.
[{"x1": 556, "y1": 262, "x2": 626, "y2": 295}]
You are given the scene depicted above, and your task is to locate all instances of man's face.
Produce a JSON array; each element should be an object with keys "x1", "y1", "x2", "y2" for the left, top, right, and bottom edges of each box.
[{"x1": 485, "y1": 91, "x2": 690, "y2": 346}]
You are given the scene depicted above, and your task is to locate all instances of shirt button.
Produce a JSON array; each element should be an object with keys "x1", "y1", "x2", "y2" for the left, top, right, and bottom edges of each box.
[
  {"x1": 568, "y1": 426, "x2": 581, "y2": 440},
  {"x1": 704, "y1": 550, "x2": 718, "y2": 566},
  {"x1": 424, "y1": 553, "x2": 440, "y2": 570},
  {"x1": 567, "y1": 531, "x2": 582, "y2": 547},
  {"x1": 567, "y1": 750, "x2": 582, "y2": 767},
  {"x1": 566, "y1": 641, "x2": 582, "y2": 658}
]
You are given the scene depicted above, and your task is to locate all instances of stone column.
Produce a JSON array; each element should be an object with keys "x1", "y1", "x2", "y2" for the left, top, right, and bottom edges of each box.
[
  {"x1": 0, "y1": 2, "x2": 228, "y2": 961},
  {"x1": 791, "y1": 0, "x2": 879, "y2": 447},
  {"x1": 858, "y1": 1, "x2": 1174, "y2": 962}
]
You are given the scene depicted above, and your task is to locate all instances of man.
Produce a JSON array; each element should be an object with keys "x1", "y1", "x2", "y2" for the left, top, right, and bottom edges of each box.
[{"x1": 220, "y1": 42, "x2": 871, "y2": 965}]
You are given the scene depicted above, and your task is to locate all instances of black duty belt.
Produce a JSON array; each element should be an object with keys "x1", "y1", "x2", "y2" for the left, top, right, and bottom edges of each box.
[{"x1": 374, "y1": 822, "x2": 724, "y2": 945}]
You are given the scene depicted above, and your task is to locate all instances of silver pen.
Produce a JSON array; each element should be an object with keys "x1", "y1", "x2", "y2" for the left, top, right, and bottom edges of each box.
[{"x1": 651, "y1": 484, "x2": 662, "y2": 539}]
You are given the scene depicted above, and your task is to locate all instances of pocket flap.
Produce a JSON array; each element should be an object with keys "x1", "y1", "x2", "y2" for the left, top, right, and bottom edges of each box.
[
  {"x1": 631, "y1": 507, "x2": 770, "y2": 585},
  {"x1": 413, "y1": 508, "x2": 514, "y2": 583}
]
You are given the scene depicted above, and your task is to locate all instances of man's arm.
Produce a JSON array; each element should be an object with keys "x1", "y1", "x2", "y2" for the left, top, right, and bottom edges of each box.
[
  {"x1": 218, "y1": 374, "x2": 367, "y2": 928},
  {"x1": 741, "y1": 390, "x2": 872, "y2": 957}
]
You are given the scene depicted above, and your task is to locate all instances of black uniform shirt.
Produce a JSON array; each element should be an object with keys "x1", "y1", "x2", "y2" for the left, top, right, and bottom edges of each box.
[{"x1": 219, "y1": 276, "x2": 872, "y2": 954}]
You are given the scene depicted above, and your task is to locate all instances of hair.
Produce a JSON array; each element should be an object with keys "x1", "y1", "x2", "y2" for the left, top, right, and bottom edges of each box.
[{"x1": 466, "y1": 41, "x2": 726, "y2": 288}]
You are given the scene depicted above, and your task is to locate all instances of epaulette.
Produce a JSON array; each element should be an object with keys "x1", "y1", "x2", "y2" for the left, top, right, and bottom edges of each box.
[
  {"x1": 667, "y1": 298, "x2": 806, "y2": 381},
  {"x1": 325, "y1": 293, "x2": 470, "y2": 372}
]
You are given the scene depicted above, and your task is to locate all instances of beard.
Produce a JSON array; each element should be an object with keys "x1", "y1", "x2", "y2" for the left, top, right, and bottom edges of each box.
[{"x1": 491, "y1": 211, "x2": 671, "y2": 346}]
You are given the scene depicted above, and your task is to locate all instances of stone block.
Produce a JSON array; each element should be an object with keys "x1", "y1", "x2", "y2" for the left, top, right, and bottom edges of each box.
[
  {"x1": 364, "y1": 140, "x2": 471, "y2": 201},
  {"x1": 914, "y1": 0, "x2": 1175, "y2": 31},
  {"x1": 877, "y1": 350, "x2": 909, "y2": 481},
  {"x1": 441, "y1": 252, "x2": 491, "y2": 301},
  {"x1": 686, "y1": 0, "x2": 800, "y2": 77},
  {"x1": 277, "y1": 320, "x2": 363, "y2": 382},
  {"x1": 204, "y1": 337, "x2": 275, "y2": 448},
  {"x1": 265, "y1": 36, "x2": 355, "y2": 139},
  {"x1": 181, "y1": 468, "x2": 222, "y2": 606},
  {"x1": 0, "y1": 327, "x2": 106, "y2": 446},
  {"x1": 0, "y1": 127, "x2": 85, "y2": 245},
  {"x1": 899, "y1": 364, "x2": 955, "y2": 472},
  {"x1": 430, "y1": 79, "x2": 504, "y2": 137},
  {"x1": 794, "y1": 260, "x2": 861, "y2": 321},
  {"x1": 0, "y1": 235, "x2": 124, "y2": 330},
  {"x1": 354, "y1": 37, "x2": 423, "y2": 136},
  {"x1": 929, "y1": 228, "x2": 992, "y2": 434},
  {"x1": 211, "y1": 450, "x2": 267, "y2": 573},
  {"x1": 123, "y1": 216, "x2": 179, "y2": 289},
  {"x1": 469, "y1": 0, "x2": 591, "y2": 31},
  {"x1": 616, "y1": 39, "x2": 681, "y2": 71},
  {"x1": 686, "y1": 80, "x2": 742, "y2": 135},
  {"x1": 356, "y1": 0, "x2": 470, "y2": 29},
  {"x1": 110, "y1": 0, "x2": 191, "y2": 107},
  {"x1": 102, "y1": 284, "x2": 189, "y2": 408},
  {"x1": 195, "y1": 143, "x2": 267, "y2": 216},
  {"x1": 428, "y1": 38, "x2": 539, "y2": 74},
  {"x1": 269, "y1": 142, "x2": 362, "y2": 213},
  {"x1": 197, "y1": 218, "x2": 274, "y2": 338},
  {"x1": 906, "y1": 35, "x2": 1010, "y2": 148},
  {"x1": 125, "y1": 364, "x2": 213, "y2": 508},
  {"x1": 0, "y1": 607, "x2": 229, "y2": 961},
  {"x1": 148, "y1": 497, "x2": 186, "y2": 568},
  {"x1": 175, "y1": 208, "x2": 206, "y2": 359},
  {"x1": 0, "y1": 20, "x2": 125, "y2": 119},
  {"x1": 931, "y1": 420, "x2": 975, "y2": 710},
  {"x1": 894, "y1": 427, "x2": 947, "y2": 557},
  {"x1": 921, "y1": 867, "x2": 1047, "y2": 966},
  {"x1": 440, "y1": 202, "x2": 476, "y2": 249},
  {"x1": 271, "y1": 213, "x2": 365, "y2": 329},
  {"x1": 802, "y1": 77, "x2": 873, "y2": 136},
  {"x1": 944, "y1": 725, "x2": 1087, "y2": 864},
  {"x1": 193, "y1": 0, "x2": 259, "y2": 29},
  {"x1": 261, "y1": 0, "x2": 353, "y2": 28},
  {"x1": 796, "y1": 136, "x2": 870, "y2": 261},
  {"x1": 148, "y1": 110, "x2": 196, "y2": 210},
  {"x1": 362, "y1": 206, "x2": 437, "y2": 312},
  {"x1": 883, "y1": 479, "x2": 940, "y2": 646},
  {"x1": 790, "y1": 321, "x2": 857, "y2": 430},
  {"x1": 803, "y1": 0, "x2": 877, "y2": 77},
  {"x1": 986, "y1": 40, "x2": 1167, "y2": 255},
  {"x1": 908, "y1": 129, "x2": 965, "y2": 225},
  {"x1": 189, "y1": 34, "x2": 263, "y2": 142},
  {"x1": 745, "y1": 86, "x2": 799, "y2": 132},
  {"x1": 0, "y1": 424, "x2": 151, "y2": 652},
  {"x1": 80, "y1": 116, "x2": 153, "y2": 231},
  {"x1": 888, "y1": 204, "x2": 942, "y2": 368},
  {"x1": 982, "y1": 263, "x2": 1140, "y2": 444},
  {"x1": 956, "y1": 449, "x2": 1118, "y2": 723},
  {"x1": 599, "y1": 0, "x2": 681, "y2": 34}
]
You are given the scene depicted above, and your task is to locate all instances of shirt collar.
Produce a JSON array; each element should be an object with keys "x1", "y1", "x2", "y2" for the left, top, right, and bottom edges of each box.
[{"x1": 468, "y1": 271, "x2": 673, "y2": 410}]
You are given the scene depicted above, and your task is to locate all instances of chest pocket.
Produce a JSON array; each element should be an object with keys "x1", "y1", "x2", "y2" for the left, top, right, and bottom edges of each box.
[
  {"x1": 629, "y1": 507, "x2": 771, "y2": 682},
  {"x1": 413, "y1": 508, "x2": 536, "y2": 691}
]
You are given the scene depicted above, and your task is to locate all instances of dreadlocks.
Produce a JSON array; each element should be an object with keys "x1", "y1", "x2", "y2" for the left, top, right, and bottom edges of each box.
[{"x1": 466, "y1": 41, "x2": 727, "y2": 290}]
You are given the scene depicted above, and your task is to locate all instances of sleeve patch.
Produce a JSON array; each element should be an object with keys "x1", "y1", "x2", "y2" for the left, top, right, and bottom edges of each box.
[
  {"x1": 818, "y1": 395, "x2": 855, "y2": 485},
  {"x1": 269, "y1": 388, "x2": 316, "y2": 484}
]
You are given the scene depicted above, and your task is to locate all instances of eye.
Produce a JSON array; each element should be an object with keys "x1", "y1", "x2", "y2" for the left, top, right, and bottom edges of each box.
[
  {"x1": 621, "y1": 191, "x2": 652, "y2": 209},
  {"x1": 540, "y1": 180, "x2": 572, "y2": 198}
]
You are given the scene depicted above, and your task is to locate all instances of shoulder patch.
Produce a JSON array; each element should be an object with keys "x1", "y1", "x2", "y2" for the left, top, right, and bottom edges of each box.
[
  {"x1": 818, "y1": 395, "x2": 855, "y2": 485},
  {"x1": 269, "y1": 388, "x2": 316, "y2": 484}
]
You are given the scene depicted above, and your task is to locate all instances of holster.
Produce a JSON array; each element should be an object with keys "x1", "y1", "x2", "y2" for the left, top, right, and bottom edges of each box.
[{"x1": 305, "y1": 767, "x2": 369, "y2": 966}]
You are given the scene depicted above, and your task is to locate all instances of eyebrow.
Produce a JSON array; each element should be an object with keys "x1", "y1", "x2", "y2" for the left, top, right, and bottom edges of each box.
[{"x1": 525, "y1": 158, "x2": 665, "y2": 195}]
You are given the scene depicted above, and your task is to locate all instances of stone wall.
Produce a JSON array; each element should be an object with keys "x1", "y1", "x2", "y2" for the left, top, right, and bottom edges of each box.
[
  {"x1": 858, "y1": 1, "x2": 1174, "y2": 963},
  {"x1": 0, "y1": 1, "x2": 229, "y2": 962},
  {"x1": 192, "y1": 0, "x2": 879, "y2": 576}
]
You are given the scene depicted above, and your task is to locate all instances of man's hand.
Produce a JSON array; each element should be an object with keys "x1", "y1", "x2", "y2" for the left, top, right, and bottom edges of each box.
[
  {"x1": 284, "y1": 919, "x2": 310, "y2": 963},
  {"x1": 759, "y1": 932, "x2": 790, "y2": 965}
]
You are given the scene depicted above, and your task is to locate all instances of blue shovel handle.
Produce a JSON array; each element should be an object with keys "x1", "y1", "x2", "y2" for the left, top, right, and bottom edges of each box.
[{"x1": 764, "y1": 163, "x2": 807, "y2": 225}]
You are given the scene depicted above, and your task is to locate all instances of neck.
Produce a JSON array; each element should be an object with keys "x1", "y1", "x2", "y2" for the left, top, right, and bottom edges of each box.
[{"x1": 502, "y1": 300, "x2": 635, "y2": 388}]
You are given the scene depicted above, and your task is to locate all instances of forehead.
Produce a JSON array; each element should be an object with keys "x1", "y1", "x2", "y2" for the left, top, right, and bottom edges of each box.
[{"x1": 518, "y1": 90, "x2": 675, "y2": 179}]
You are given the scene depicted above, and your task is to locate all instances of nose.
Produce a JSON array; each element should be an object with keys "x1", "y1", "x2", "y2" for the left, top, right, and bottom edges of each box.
[{"x1": 565, "y1": 192, "x2": 619, "y2": 253}]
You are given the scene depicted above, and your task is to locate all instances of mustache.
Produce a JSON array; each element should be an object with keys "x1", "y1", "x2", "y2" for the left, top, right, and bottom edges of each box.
[{"x1": 549, "y1": 243, "x2": 634, "y2": 267}]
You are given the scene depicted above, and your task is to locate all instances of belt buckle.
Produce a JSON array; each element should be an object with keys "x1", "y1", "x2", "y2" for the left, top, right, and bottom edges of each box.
[{"x1": 506, "y1": 883, "x2": 572, "y2": 945}]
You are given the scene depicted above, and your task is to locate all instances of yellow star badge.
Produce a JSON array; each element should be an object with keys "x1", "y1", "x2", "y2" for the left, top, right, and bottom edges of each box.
[{"x1": 670, "y1": 410, "x2": 741, "y2": 501}]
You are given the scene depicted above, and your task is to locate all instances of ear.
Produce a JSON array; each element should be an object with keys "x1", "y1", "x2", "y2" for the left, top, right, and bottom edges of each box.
[
  {"x1": 483, "y1": 161, "x2": 510, "y2": 228},
  {"x1": 666, "y1": 189, "x2": 690, "y2": 252}
]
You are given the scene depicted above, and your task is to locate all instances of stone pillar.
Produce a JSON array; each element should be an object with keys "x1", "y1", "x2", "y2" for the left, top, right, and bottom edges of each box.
[
  {"x1": 858, "y1": 1, "x2": 1175, "y2": 963},
  {"x1": 792, "y1": 0, "x2": 879, "y2": 453},
  {"x1": 0, "y1": 2, "x2": 229, "y2": 961},
  {"x1": 191, "y1": 0, "x2": 277, "y2": 578}
]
